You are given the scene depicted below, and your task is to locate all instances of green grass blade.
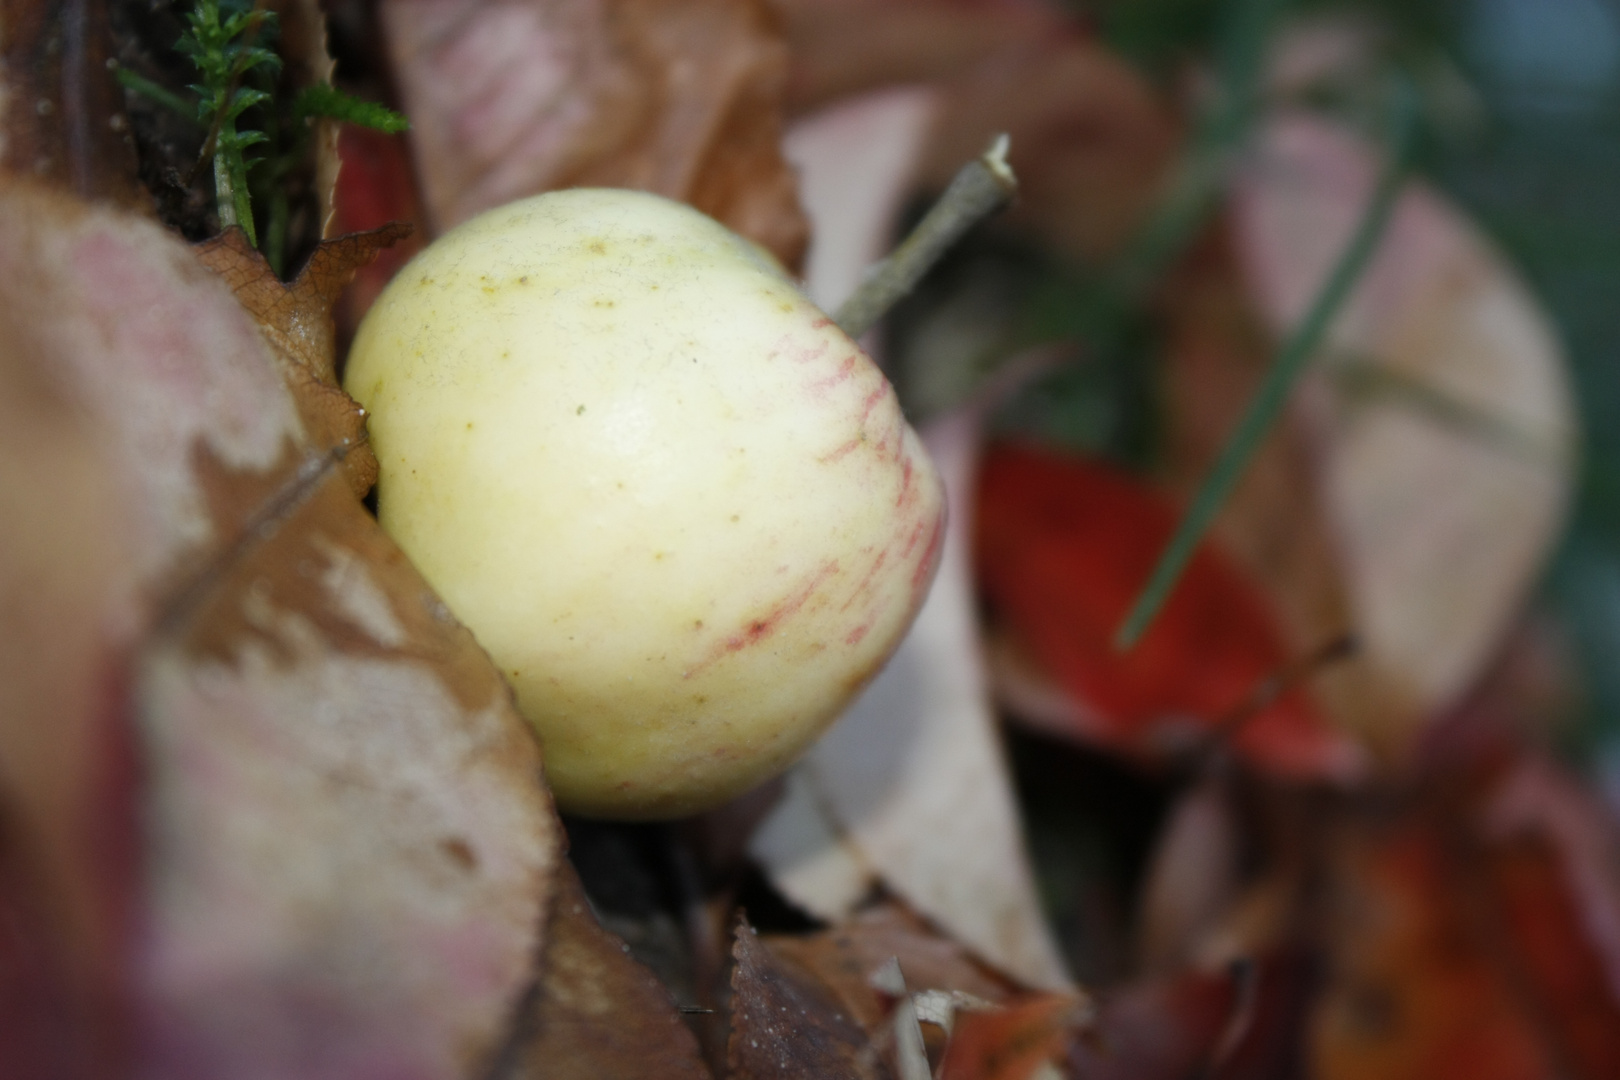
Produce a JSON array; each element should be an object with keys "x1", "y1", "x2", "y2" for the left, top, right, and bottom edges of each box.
[{"x1": 1114, "y1": 84, "x2": 1419, "y2": 650}]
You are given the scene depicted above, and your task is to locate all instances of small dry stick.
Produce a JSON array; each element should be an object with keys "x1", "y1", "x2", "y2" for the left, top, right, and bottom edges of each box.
[{"x1": 834, "y1": 134, "x2": 1017, "y2": 339}]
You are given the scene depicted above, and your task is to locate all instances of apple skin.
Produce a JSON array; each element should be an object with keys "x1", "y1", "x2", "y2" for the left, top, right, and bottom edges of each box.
[{"x1": 344, "y1": 188, "x2": 945, "y2": 819}]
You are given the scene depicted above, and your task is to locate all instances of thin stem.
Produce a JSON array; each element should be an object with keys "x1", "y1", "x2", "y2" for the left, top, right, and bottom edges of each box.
[
  {"x1": 1115, "y1": 83, "x2": 1419, "y2": 650},
  {"x1": 213, "y1": 150, "x2": 237, "y2": 229},
  {"x1": 834, "y1": 134, "x2": 1017, "y2": 339}
]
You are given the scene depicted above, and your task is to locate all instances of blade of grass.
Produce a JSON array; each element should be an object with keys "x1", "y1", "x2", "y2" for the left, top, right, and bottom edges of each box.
[{"x1": 1114, "y1": 81, "x2": 1419, "y2": 650}]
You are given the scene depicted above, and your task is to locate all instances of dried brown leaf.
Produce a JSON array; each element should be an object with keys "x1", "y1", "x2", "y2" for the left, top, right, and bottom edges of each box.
[
  {"x1": 0, "y1": 179, "x2": 559, "y2": 1077},
  {"x1": 194, "y1": 223, "x2": 412, "y2": 497},
  {"x1": 730, "y1": 916, "x2": 889, "y2": 1080},
  {"x1": 380, "y1": 0, "x2": 808, "y2": 268},
  {"x1": 503, "y1": 861, "x2": 712, "y2": 1080},
  {"x1": 765, "y1": 904, "x2": 1017, "y2": 1034}
]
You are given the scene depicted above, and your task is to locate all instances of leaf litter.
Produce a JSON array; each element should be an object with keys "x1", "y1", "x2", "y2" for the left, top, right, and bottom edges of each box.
[{"x1": 5, "y1": 1, "x2": 1620, "y2": 1078}]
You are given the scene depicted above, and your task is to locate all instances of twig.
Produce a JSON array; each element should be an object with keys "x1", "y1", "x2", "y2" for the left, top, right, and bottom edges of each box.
[
  {"x1": 1114, "y1": 81, "x2": 1419, "y2": 650},
  {"x1": 834, "y1": 134, "x2": 1017, "y2": 339}
]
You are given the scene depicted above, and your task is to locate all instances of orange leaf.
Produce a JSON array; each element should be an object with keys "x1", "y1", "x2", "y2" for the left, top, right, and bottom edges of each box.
[{"x1": 938, "y1": 993, "x2": 1083, "y2": 1080}]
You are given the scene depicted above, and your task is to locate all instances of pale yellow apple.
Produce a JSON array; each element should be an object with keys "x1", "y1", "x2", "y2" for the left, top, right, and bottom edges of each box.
[{"x1": 344, "y1": 188, "x2": 944, "y2": 818}]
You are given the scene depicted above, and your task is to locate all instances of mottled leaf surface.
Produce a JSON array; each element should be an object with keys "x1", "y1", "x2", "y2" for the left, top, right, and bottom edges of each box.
[
  {"x1": 0, "y1": 180, "x2": 559, "y2": 1079},
  {"x1": 729, "y1": 917, "x2": 888, "y2": 1080},
  {"x1": 379, "y1": 0, "x2": 808, "y2": 268}
]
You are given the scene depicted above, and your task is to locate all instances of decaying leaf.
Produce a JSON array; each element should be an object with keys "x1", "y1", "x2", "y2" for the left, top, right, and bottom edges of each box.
[
  {"x1": 729, "y1": 916, "x2": 887, "y2": 1080},
  {"x1": 1309, "y1": 818, "x2": 1555, "y2": 1080},
  {"x1": 0, "y1": 179, "x2": 559, "y2": 1078},
  {"x1": 1227, "y1": 114, "x2": 1576, "y2": 757},
  {"x1": 765, "y1": 904, "x2": 1018, "y2": 1034},
  {"x1": 936, "y1": 992, "x2": 1084, "y2": 1080},
  {"x1": 379, "y1": 0, "x2": 808, "y2": 267},
  {"x1": 753, "y1": 402, "x2": 1071, "y2": 992},
  {"x1": 976, "y1": 441, "x2": 1362, "y2": 780},
  {"x1": 195, "y1": 223, "x2": 414, "y2": 498},
  {"x1": 504, "y1": 861, "x2": 711, "y2": 1079},
  {"x1": 1067, "y1": 967, "x2": 1239, "y2": 1080},
  {"x1": 1134, "y1": 776, "x2": 1242, "y2": 975}
]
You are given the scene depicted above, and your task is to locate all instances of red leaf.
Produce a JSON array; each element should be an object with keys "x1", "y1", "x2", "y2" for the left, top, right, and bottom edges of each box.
[
  {"x1": 974, "y1": 442, "x2": 1353, "y2": 778},
  {"x1": 330, "y1": 125, "x2": 427, "y2": 340}
]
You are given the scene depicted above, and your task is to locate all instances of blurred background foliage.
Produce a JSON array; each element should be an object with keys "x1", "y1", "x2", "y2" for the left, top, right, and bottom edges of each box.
[{"x1": 893, "y1": 0, "x2": 1620, "y2": 796}]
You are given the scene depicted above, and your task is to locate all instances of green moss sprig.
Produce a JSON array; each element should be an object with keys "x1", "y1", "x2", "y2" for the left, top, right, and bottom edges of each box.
[{"x1": 118, "y1": 0, "x2": 408, "y2": 265}]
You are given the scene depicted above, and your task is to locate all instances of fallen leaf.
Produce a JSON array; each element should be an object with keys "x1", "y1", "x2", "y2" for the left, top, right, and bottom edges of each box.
[
  {"x1": 1478, "y1": 755, "x2": 1620, "y2": 1078},
  {"x1": 1308, "y1": 819, "x2": 1556, "y2": 1080},
  {"x1": 195, "y1": 224, "x2": 414, "y2": 498},
  {"x1": 1067, "y1": 967, "x2": 1238, "y2": 1080},
  {"x1": 753, "y1": 398, "x2": 1072, "y2": 992},
  {"x1": 503, "y1": 861, "x2": 712, "y2": 1079},
  {"x1": 1134, "y1": 776, "x2": 1242, "y2": 974},
  {"x1": 975, "y1": 441, "x2": 1361, "y2": 780},
  {"x1": 1228, "y1": 112, "x2": 1576, "y2": 756},
  {"x1": 766, "y1": 904, "x2": 1018, "y2": 1034},
  {"x1": 0, "y1": 239, "x2": 140, "y2": 1078},
  {"x1": 729, "y1": 916, "x2": 887, "y2": 1080},
  {"x1": 937, "y1": 992, "x2": 1084, "y2": 1080},
  {"x1": 329, "y1": 124, "x2": 428, "y2": 339},
  {"x1": 379, "y1": 0, "x2": 808, "y2": 267},
  {"x1": 0, "y1": 179, "x2": 560, "y2": 1078}
]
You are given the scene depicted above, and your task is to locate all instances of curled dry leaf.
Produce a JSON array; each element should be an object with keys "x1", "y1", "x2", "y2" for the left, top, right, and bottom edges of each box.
[
  {"x1": 0, "y1": 180, "x2": 559, "y2": 1078},
  {"x1": 503, "y1": 862, "x2": 712, "y2": 1080},
  {"x1": 1227, "y1": 114, "x2": 1576, "y2": 756},
  {"x1": 729, "y1": 916, "x2": 887, "y2": 1080},
  {"x1": 379, "y1": 0, "x2": 808, "y2": 267},
  {"x1": 195, "y1": 223, "x2": 414, "y2": 498}
]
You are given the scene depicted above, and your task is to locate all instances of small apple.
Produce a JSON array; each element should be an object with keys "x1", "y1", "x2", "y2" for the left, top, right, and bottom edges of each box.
[{"x1": 345, "y1": 188, "x2": 944, "y2": 818}]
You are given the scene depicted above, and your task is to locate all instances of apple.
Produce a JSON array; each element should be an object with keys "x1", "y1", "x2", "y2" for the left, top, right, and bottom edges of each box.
[{"x1": 344, "y1": 188, "x2": 945, "y2": 819}]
